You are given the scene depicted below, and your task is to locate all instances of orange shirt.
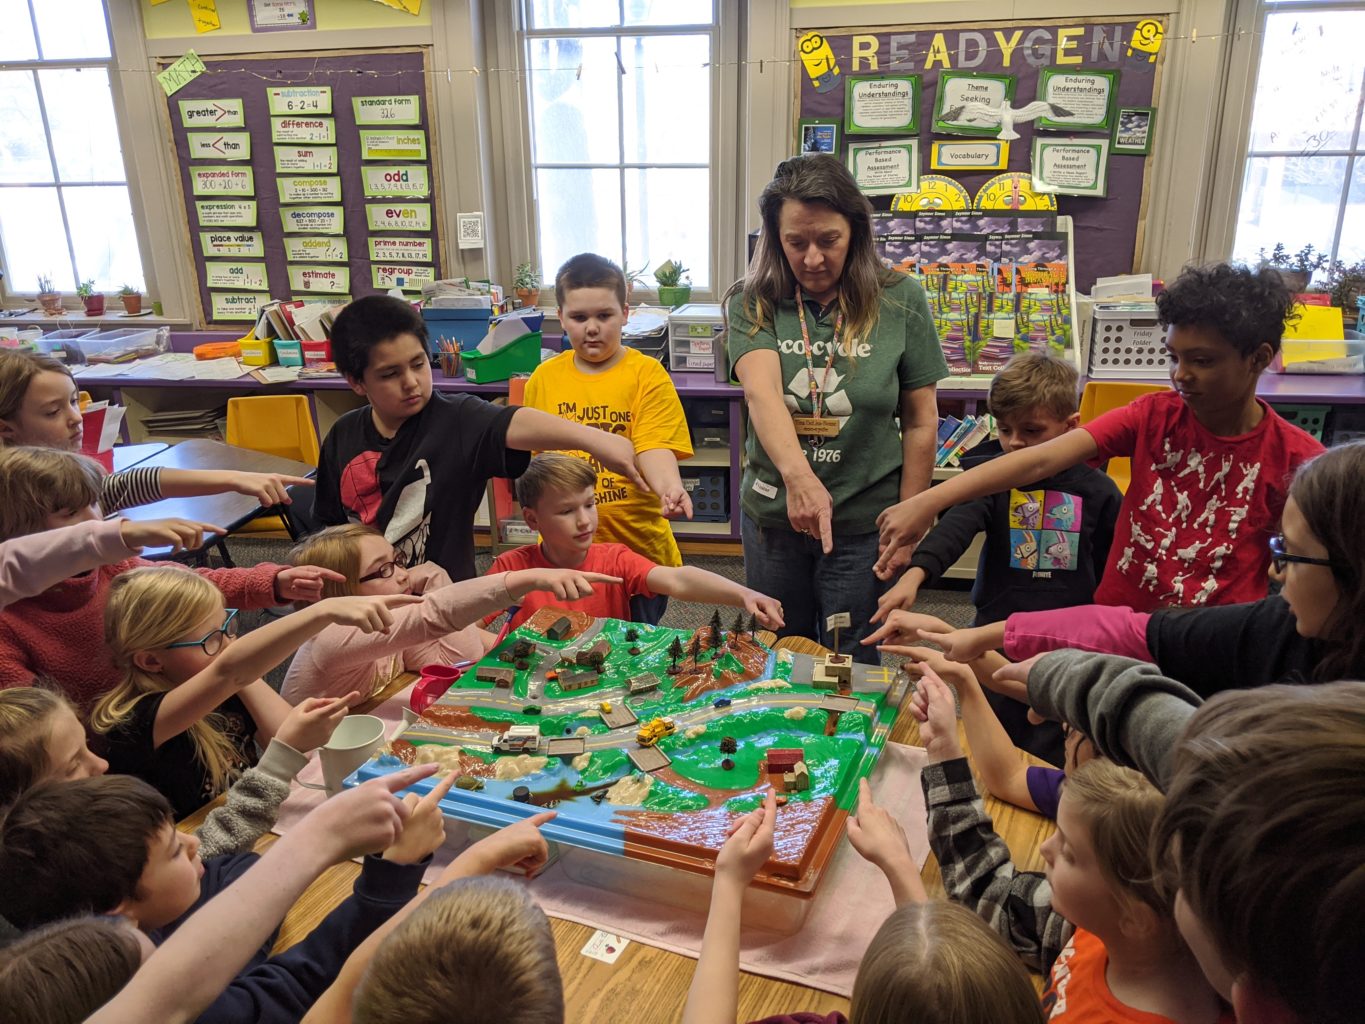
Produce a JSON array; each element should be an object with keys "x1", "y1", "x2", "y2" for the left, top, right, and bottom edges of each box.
[{"x1": 488, "y1": 542, "x2": 657, "y2": 629}]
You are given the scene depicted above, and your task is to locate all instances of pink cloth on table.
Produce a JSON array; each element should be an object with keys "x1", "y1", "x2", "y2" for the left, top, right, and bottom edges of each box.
[{"x1": 272, "y1": 684, "x2": 929, "y2": 998}]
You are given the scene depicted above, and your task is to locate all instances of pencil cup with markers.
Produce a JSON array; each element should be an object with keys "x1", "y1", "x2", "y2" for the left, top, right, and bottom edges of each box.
[{"x1": 437, "y1": 339, "x2": 461, "y2": 378}]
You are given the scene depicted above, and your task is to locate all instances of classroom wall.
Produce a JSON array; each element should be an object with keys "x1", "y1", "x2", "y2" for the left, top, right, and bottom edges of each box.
[{"x1": 139, "y1": 0, "x2": 432, "y2": 39}]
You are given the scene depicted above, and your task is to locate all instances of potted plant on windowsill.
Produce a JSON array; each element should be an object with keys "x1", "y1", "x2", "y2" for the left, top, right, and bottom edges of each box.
[
  {"x1": 654, "y1": 259, "x2": 691, "y2": 308},
  {"x1": 118, "y1": 284, "x2": 142, "y2": 315},
  {"x1": 1257, "y1": 243, "x2": 1332, "y2": 293},
  {"x1": 513, "y1": 262, "x2": 540, "y2": 308},
  {"x1": 76, "y1": 279, "x2": 105, "y2": 317},
  {"x1": 624, "y1": 262, "x2": 649, "y2": 300},
  {"x1": 1326, "y1": 259, "x2": 1365, "y2": 328},
  {"x1": 36, "y1": 274, "x2": 63, "y2": 315}
]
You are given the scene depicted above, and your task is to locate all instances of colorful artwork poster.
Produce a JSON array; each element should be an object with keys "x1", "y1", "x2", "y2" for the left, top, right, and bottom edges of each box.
[
  {"x1": 199, "y1": 230, "x2": 264, "y2": 257},
  {"x1": 352, "y1": 95, "x2": 420, "y2": 125},
  {"x1": 210, "y1": 291, "x2": 264, "y2": 321},
  {"x1": 178, "y1": 97, "x2": 244, "y2": 128},
  {"x1": 195, "y1": 200, "x2": 257, "y2": 227},
  {"x1": 204, "y1": 261, "x2": 269, "y2": 291},
  {"x1": 846, "y1": 139, "x2": 919, "y2": 195},
  {"x1": 797, "y1": 118, "x2": 840, "y2": 155},
  {"x1": 187, "y1": 131, "x2": 251, "y2": 161},
  {"x1": 844, "y1": 75, "x2": 919, "y2": 134},
  {"x1": 368, "y1": 236, "x2": 433, "y2": 262},
  {"x1": 283, "y1": 236, "x2": 349, "y2": 262},
  {"x1": 371, "y1": 263, "x2": 435, "y2": 291},
  {"x1": 278, "y1": 175, "x2": 343, "y2": 204},
  {"x1": 1036, "y1": 69, "x2": 1119, "y2": 132},
  {"x1": 365, "y1": 202, "x2": 431, "y2": 231},
  {"x1": 930, "y1": 140, "x2": 1009, "y2": 171},
  {"x1": 933, "y1": 73, "x2": 1016, "y2": 137},
  {"x1": 274, "y1": 145, "x2": 338, "y2": 172},
  {"x1": 190, "y1": 166, "x2": 254, "y2": 195},
  {"x1": 1112, "y1": 106, "x2": 1156, "y2": 155},
  {"x1": 361, "y1": 165, "x2": 430, "y2": 198},
  {"x1": 1031, "y1": 137, "x2": 1110, "y2": 197},
  {"x1": 280, "y1": 205, "x2": 345, "y2": 235},
  {"x1": 266, "y1": 85, "x2": 332, "y2": 116},
  {"x1": 287, "y1": 264, "x2": 350, "y2": 293},
  {"x1": 270, "y1": 116, "x2": 336, "y2": 143},
  {"x1": 358, "y1": 129, "x2": 427, "y2": 161}
]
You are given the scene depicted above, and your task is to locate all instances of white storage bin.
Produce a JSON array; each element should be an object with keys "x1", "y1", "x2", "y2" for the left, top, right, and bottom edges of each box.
[
  {"x1": 669, "y1": 303, "x2": 723, "y2": 372},
  {"x1": 1087, "y1": 303, "x2": 1164, "y2": 379}
]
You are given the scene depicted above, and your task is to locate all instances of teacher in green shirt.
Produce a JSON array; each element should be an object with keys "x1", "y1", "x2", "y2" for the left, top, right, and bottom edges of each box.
[{"x1": 725, "y1": 155, "x2": 947, "y2": 660}]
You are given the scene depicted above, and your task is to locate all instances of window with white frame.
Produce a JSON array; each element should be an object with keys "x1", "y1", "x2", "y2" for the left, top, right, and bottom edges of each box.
[
  {"x1": 0, "y1": 0, "x2": 145, "y2": 295},
  {"x1": 521, "y1": 0, "x2": 717, "y2": 293},
  {"x1": 1230, "y1": 2, "x2": 1365, "y2": 280}
]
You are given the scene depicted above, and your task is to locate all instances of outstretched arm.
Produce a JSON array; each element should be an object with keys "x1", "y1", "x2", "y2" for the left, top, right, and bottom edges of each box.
[
  {"x1": 637, "y1": 448, "x2": 692, "y2": 518},
  {"x1": 645, "y1": 565, "x2": 784, "y2": 629},
  {"x1": 505, "y1": 406, "x2": 649, "y2": 492}
]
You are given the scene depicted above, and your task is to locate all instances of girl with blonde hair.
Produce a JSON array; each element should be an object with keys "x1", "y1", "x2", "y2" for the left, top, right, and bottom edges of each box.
[
  {"x1": 281, "y1": 522, "x2": 624, "y2": 704},
  {"x1": 92, "y1": 566, "x2": 421, "y2": 817}
]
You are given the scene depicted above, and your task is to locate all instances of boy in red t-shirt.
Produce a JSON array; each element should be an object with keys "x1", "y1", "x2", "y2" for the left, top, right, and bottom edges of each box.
[
  {"x1": 876, "y1": 264, "x2": 1324, "y2": 611},
  {"x1": 487, "y1": 454, "x2": 783, "y2": 631}
]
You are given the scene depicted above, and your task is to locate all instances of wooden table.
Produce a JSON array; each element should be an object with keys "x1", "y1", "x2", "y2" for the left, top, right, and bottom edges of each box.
[
  {"x1": 111, "y1": 442, "x2": 168, "y2": 472},
  {"x1": 180, "y1": 636, "x2": 1054, "y2": 1021}
]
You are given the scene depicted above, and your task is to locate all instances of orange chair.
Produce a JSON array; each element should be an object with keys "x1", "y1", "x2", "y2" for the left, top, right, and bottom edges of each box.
[
  {"x1": 224, "y1": 395, "x2": 320, "y2": 536},
  {"x1": 1078, "y1": 381, "x2": 1168, "y2": 494},
  {"x1": 77, "y1": 391, "x2": 92, "y2": 411}
]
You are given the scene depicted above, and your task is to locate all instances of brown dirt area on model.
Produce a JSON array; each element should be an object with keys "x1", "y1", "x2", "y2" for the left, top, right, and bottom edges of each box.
[
  {"x1": 523, "y1": 606, "x2": 595, "y2": 639},
  {"x1": 671, "y1": 632, "x2": 770, "y2": 702},
  {"x1": 417, "y1": 705, "x2": 513, "y2": 736}
]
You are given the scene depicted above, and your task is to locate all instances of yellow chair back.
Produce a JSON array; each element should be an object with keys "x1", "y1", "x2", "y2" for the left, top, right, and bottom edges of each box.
[{"x1": 1078, "y1": 381, "x2": 1168, "y2": 493}]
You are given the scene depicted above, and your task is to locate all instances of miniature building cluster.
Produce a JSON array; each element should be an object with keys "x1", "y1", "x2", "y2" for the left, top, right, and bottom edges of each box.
[{"x1": 766, "y1": 747, "x2": 810, "y2": 793}]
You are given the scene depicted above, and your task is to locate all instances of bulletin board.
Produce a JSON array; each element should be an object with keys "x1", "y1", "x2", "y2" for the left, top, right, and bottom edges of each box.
[
  {"x1": 157, "y1": 48, "x2": 444, "y2": 327},
  {"x1": 794, "y1": 19, "x2": 1165, "y2": 293}
]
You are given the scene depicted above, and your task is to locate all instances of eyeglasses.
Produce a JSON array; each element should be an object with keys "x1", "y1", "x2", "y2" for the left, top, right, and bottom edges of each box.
[
  {"x1": 1268, "y1": 535, "x2": 1338, "y2": 574},
  {"x1": 165, "y1": 609, "x2": 240, "y2": 656},
  {"x1": 358, "y1": 551, "x2": 408, "y2": 583}
]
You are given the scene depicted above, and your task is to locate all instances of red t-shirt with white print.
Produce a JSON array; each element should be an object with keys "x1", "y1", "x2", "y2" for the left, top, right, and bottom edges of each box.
[{"x1": 1083, "y1": 391, "x2": 1322, "y2": 611}]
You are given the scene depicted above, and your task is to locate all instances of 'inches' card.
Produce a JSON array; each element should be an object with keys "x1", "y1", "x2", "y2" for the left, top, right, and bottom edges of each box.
[{"x1": 580, "y1": 930, "x2": 630, "y2": 964}]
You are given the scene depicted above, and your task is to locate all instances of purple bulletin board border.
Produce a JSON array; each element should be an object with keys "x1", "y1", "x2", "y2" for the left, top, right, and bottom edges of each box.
[
  {"x1": 160, "y1": 48, "x2": 440, "y2": 327},
  {"x1": 795, "y1": 20, "x2": 1163, "y2": 293},
  {"x1": 247, "y1": 0, "x2": 316, "y2": 33}
]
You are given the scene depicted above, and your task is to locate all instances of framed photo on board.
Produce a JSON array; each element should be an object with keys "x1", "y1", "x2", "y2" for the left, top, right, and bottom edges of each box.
[
  {"x1": 844, "y1": 75, "x2": 920, "y2": 134},
  {"x1": 1031, "y1": 137, "x2": 1110, "y2": 197},
  {"x1": 847, "y1": 139, "x2": 919, "y2": 195},
  {"x1": 798, "y1": 118, "x2": 841, "y2": 155},
  {"x1": 1035, "y1": 69, "x2": 1119, "y2": 132},
  {"x1": 1113, "y1": 106, "x2": 1156, "y2": 155},
  {"x1": 933, "y1": 72, "x2": 1015, "y2": 137}
]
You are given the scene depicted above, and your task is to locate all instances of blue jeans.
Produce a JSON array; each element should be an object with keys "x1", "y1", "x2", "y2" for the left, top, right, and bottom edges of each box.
[
  {"x1": 741, "y1": 513, "x2": 889, "y2": 664},
  {"x1": 629, "y1": 592, "x2": 669, "y2": 626}
]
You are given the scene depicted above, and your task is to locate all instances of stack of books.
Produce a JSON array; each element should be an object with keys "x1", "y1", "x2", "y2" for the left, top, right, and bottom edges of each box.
[
  {"x1": 934, "y1": 414, "x2": 995, "y2": 468},
  {"x1": 139, "y1": 406, "x2": 227, "y2": 443},
  {"x1": 253, "y1": 300, "x2": 340, "y2": 343}
]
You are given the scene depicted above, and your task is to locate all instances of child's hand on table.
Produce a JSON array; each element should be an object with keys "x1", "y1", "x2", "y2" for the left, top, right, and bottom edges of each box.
[
  {"x1": 715, "y1": 790, "x2": 777, "y2": 886},
  {"x1": 449, "y1": 810, "x2": 558, "y2": 880},
  {"x1": 910, "y1": 667, "x2": 965, "y2": 763},
  {"x1": 276, "y1": 692, "x2": 359, "y2": 753},
  {"x1": 120, "y1": 517, "x2": 224, "y2": 555},
  {"x1": 383, "y1": 771, "x2": 459, "y2": 864},
  {"x1": 226, "y1": 471, "x2": 315, "y2": 507}
]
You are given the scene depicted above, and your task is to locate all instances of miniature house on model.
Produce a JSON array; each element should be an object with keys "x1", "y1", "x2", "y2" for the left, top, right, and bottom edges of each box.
[
  {"x1": 811, "y1": 653, "x2": 852, "y2": 694},
  {"x1": 765, "y1": 747, "x2": 810, "y2": 793}
]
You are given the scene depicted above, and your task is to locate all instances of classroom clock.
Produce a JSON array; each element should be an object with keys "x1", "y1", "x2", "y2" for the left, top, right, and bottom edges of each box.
[
  {"x1": 973, "y1": 172, "x2": 1058, "y2": 211},
  {"x1": 889, "y1": 175, "x2": 972, "y2": 211}
]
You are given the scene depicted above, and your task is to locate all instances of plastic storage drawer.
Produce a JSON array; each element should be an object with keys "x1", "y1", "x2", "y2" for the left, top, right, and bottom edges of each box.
[{"x1": 681, "y1": 469, "x2": 728, "y2": 522}]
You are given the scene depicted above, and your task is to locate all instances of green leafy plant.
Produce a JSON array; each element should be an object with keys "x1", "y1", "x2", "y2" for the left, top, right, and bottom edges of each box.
[
  {"x1": 1326, "y1": 258, "x2": 1365, "y2": 310},
  {"x1": 624, "y1": 262, "x2": 650, "y2": 288},
  {"x1": 1257, "y1": 243, "x2": 1333, "y2": 275},
  {"x1": 513, "y1": 261, "x2": 540, "y2": 290},
  {"x1": 76, "y1": 279, "x2": 96, "y2": 299},
  {"x1": 653, "y1": 259, "x2": 689, "y2": 287},
  {"x1": 36, "y1": 274, "x2": 55, "y2": 294},
  {"x1": 119, "y1": 284, "x2": 139, "y2": 296}
]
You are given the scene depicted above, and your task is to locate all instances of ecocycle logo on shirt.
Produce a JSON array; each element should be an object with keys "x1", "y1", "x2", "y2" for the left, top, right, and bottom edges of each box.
[{"x1": 775, "y1": 336, "x2": 872, "y2": 359}]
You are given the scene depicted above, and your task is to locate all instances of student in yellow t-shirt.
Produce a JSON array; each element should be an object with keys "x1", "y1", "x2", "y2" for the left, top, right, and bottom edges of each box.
[{"x1": 523, "y1": 253, "x2": 694, "y2": 624}]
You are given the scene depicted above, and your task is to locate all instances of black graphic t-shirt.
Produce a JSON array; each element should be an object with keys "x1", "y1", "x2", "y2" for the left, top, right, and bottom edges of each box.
[{"x1": 314, "y1": 392, "x2": 528, "y2": 581}]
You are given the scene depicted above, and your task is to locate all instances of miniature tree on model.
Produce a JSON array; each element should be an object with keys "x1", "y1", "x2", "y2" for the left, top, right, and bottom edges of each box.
[
  {"x1": 719, "y1": 736, "x2": 737, "y2": 755},
  {"x1": 688, "y1": 632, "x2": 702, "y2": 663},
  {"x1": 730, "y1": 611, "x2": 745, "y2": 642},
  {"x1": 708, "y1": 610, "x2": 724, "y2": 649},
  {"x1": 745, "y1": 612, "x2": 758, "y2": 638},
  {"x1": 667, "y1": 635, "x2": 685, "y2": 674}
]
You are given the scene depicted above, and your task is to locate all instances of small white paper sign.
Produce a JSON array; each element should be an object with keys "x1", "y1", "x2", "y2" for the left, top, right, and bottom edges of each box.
[{"x1": 580, "y1": 931, "x2": 630, "y2": 965}]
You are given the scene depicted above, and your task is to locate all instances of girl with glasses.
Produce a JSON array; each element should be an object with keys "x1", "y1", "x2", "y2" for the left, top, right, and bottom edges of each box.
[
  {"x1": 91, "y1": 566, "x2": 423, "y2": 818},
  {"x1": 280, "y1": 523, "x2": 620, "y2": 705}
]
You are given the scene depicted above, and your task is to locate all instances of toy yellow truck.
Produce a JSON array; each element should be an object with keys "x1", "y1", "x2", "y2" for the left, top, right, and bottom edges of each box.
[{"x1": 635, "y1": 716, "x2": 677, "y2": 748}]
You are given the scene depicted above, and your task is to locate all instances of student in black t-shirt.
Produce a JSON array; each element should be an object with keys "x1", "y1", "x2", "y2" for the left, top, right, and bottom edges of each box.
[{"x1": 313, "y1": 296, "x2": 647, "y2": 582}]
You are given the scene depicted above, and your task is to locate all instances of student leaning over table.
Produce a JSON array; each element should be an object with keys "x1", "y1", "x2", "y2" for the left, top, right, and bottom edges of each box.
[{"x1": 724, "y1": 154, "x2": 947, "y2": 661}]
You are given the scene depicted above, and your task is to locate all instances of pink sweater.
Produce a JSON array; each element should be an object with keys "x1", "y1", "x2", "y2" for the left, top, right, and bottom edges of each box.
[
  {"x1": 280, "y1": 570, "x2": 510, "y2": 705},
  {"x1": 1003, "y1": 605, "x2": 1154, "y2": 662},
  {"x1": 0, "y1": 520, "x2": 136, "y2": 610},
  {"x1": 0, "y1": 559, "x2": 283, "y2": 711}
]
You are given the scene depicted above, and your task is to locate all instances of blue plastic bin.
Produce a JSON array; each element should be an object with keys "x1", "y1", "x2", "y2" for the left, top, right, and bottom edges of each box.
[{"x1": 422, "y1": 307, "x2": 493, "y2": 353}]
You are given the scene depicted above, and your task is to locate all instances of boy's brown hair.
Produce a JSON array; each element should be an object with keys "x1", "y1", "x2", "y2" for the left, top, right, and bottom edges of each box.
[
  {"x1": 1155, "y1": 681, "x2": 1365, "y2": 1024},
  {"x1": 0, "y1": 916, "x2": 143, "y2": 1024},
  {"x1": 986, "y1": 350, "x2": 1080, "y2": 423},
  {"x1": 0, "y1": 445, "x2": 104, "y2": 541},
  {"x1": 1064, "y1": 759, "x2": 1167, "y2": 917},
  {"x1": 0, "y1": 686, "x2": 75, "y2": 809},
  {"x1": 0, "y1": 350, "x2": 75, "y2": 442},
  {"x1": 290, "y1": 522, "x2": 386, "y2": 600},
  {"x1": 0, "y1": 775, "x2": 173, "y2": 929},
  {"x1": 353, "y1": 876, "x2": 564, "y2": 1024},
  {"x1": 553, "y1": 252, "x2": 626, "y2": 309},
  {"x1": 514, "y1": 452, "x2": 597, "y2": 510}
]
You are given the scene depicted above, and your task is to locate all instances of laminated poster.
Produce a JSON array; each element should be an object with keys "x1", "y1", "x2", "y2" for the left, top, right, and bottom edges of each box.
[
  {"x1": 274, "y1": 145, "x2": 338, "y2": 173},
  {"x1": 277, "y1": 175, "x2": 343, "y2": 204},
  {"x1": 847, "y1": 140, "x2": 919, "y2": 196},
  {"x1": 266, "y1": 85, "x2": 332, "y2": 116},
  {"x1": 361, "y1": 165, "x2": 430, "y2": 198},
  {"x1": 179, "y1": 98, "x2": 244, "y2": 128},
  {"x1": 844, "y1": 76, "x2": 919, "y2": 134},
  {"x1": 190, "y1": 166, "x2": 254, "y2": 196},
  {"x1": 210, "y1": 291, "x2": 265, "y2": 321},
  {"x1": 365, "y1": 203, "x2": 431, "y2": 231},
  {"x1": 369, "y1": 236, "x2": 432, "y2": 263},
  {"x1": 358, "y1": 129, "x2": 427, "y2": 161},
  {"x1": 187, "y1": 131, "x2": 251, "y2": 161},
  {"x1": 1113, "y1": 106, "x2": 1156, "y2": 155},
  {"x1": 1031, "y1": 138, "x2": 1110, "y2": 197},
  {"x1": 271, "y1": 117, "x2": 336, "y2": 144},
  {"x1": 372, "y1": 264, "x2": 435, "y2": 291},
  {"x1": 797, "y1": 119, "x2": 839, "y2": 155},
  {"x1": 200, "y1": 230, "x2": 264, "y2": 258},
  {"x1": 287, "y1": 265, "x2": 350, "y2": 293},
  {"x1": 930, "y1": 140, "x2": 1009, "y2": 171},
  {"x1": 283, "y1": 236, "x2": 349, "y2": 262},
  {"x1": 1036, "y1": 69, "x2": 1119, "y2": 133},
  {"x1": 195, "y1": 200, "x2": 257, "y2": 227},
  {"x1": 204, "y1": 261, "x2": 269, "y2": 291},
  {"x1": 934, "y1": 73, "x2": 1015, "y2": 137},
  {"x1": 280, "y1": 205, "x2": 345, "y2": 235},
  {"x1": 352, "y1": 95, "x2": 420, "y2": 125},
  {"x1": 248, "y1": 0, "x2": 314, "y2": 31}
]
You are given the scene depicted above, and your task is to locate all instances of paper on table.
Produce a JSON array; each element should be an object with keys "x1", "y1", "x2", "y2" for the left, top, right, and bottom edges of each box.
[
  {"x1": 71, "y1": 363, "x2": 130, "y2": 379},
  {"x1": 190, "y1": 358, "x2": 249, "y2": 380},
  {"x1": 255, "y1": 365, "x2": 302, "y2": 383}
]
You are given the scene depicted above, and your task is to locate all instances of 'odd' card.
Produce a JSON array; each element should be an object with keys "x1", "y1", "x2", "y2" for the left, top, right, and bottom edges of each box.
[{"x1": 580, "y1": 930, "x2": 630, "y2": 964}]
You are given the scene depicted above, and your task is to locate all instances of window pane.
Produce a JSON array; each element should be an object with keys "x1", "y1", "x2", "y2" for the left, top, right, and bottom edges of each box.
[
  {"x1": 32, "y1": 0, "x2": 110, "y2": 60},
  {"x1": 535, "y1": 168, "x2": 623, "y2": 280},
  {"x1": 623, "y1": 0, "x2": 713, "y2": 27},
  {"x1": 0, "y1": 71, "x2": 55, "y2": 183},
  {"x1": 1231, "y1": 155, "x2": 1347, "y2": 271},
  {"x1": 64, "y1": 186, "x2": 143, "y2": 291},
  {"x1": 625, "y1": 167, "x2": 709, "y2": 288},
  {"x1": 621, "y1": 35, "x2": 709, "y2": 164},
  {"x1": 40, "y1": 69, "x2": 126, "y2": 183},
  {"x1": 0, "y1": 0, "x2": 37, "y2": 61},
  {"x1": 1248, "y1": 12, "x2": 1365, "y2": 153},
  {"x1": 529, "y1": 0, "x2": 620, "y2": 29},
  {"x1": 0, "y1": 187, "x2": 74, "y2": 291},
  {"x1": 1339, "y1": 159, "x2": 1365, "y2": 266},
  {"x1": 528, "y1": 36, "x2": 619, "y2": 164}
]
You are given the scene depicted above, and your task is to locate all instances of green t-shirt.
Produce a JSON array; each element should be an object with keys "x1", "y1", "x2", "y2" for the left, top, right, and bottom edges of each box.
[{"x1": 727, "y1": 274, "x2": 947, "y2": 534}]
